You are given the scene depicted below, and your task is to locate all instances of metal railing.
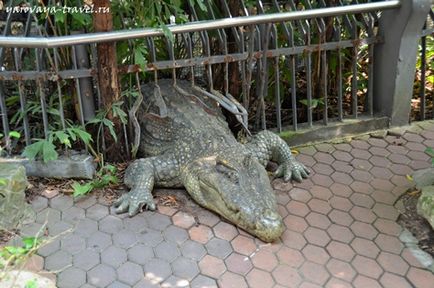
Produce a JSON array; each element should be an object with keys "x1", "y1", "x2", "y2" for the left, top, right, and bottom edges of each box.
[{"x1": 0, "y1": 0, "x2": 431, "y2": 158}]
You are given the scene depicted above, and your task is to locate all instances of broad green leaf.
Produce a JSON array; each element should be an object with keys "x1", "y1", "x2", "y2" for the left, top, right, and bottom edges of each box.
[
  {"x1": 72, "y1": 182, "x2": 93, "y2": 197},
  {"x1": 40, "y1": 141, "x2": 58, "y2": 163},
  {"x1": 102, "y1": 119, "x2": 118, "y2": 142},
  {"x1": 53, "y1": 131, "x2": 71, "y2": 148},
  {"x1": 22, "y1": 141, "x2": 45, "y2": 160},
  {"x1": 70, "y1": 127, "x2": 93, "y2": 145},
  {"x1": 134, "y1": 47, "x2": 147, "y2": 71},
  {"x1": 8, "y1": 131, "x2": 21, "y2": 139},
  {"x1": 0, "y1": 178, "x2": 7, "y2": 186},
  {"x1": 22, "y1": 237, "x2": 39, "y2": 250}
]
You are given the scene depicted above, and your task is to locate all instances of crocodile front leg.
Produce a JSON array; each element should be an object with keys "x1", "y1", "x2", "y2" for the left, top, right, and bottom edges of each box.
[
  {"x1": 114, "y1": 156, "x2": 179, "y2": 216},
  {"x1": 244, "y1": 130, "x2": 310, "y2": 182}
]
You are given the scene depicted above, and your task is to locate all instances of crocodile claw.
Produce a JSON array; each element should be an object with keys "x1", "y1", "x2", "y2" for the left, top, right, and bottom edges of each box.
[
  {"x1": 113, "y1": 189, "x2": 156, "y2": 217},
  {"x1": 274, "y1": 160, "x2": 310, "y2": 183}
]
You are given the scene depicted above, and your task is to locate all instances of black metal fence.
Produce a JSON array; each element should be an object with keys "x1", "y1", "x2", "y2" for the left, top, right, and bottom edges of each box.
[{"x1": 0, "y1": 0, "x2": 432, "y2": 158}]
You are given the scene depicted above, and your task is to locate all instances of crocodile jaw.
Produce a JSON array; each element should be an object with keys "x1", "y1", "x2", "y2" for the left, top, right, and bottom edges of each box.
[{"x1": 182, "y1": 155, "x2": 284, "y2": 243}]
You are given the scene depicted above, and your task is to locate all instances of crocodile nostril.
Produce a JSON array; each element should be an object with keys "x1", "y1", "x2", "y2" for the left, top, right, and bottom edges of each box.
[{"x1": 263, "y1": 209, "x2": 280, "y2": 221}]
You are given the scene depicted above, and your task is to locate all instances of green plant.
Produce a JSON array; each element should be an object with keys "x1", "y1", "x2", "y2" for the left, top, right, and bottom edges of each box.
[
  {"x1": 0, "y1": 237, "x2": 40, "y2": 269},
  {"x1": 71, "y1": 164, "x2": 119, "y2": 197},
  {"x1": 22, "y1": 127, "x2": 92, "y2": 163},
  {"x1": 0, "y1": 131, "x2": 21, "y2": 155},
  {"x1": 425, "y1": 147, "x2": 434, "y2": 166}
]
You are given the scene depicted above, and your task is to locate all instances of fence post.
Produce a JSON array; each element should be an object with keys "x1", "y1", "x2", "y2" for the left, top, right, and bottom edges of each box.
[{"x1": 373, "y1": 0, "x2": 432, "y2": 126}]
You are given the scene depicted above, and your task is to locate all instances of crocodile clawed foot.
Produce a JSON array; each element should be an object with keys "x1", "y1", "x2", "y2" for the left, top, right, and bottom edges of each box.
[
  {"x1": 274, "y1": 160, "x2": 310, "y2": 183},
  {"x1": 113, "y1": 189, "x2": 156, "y2": 217}
]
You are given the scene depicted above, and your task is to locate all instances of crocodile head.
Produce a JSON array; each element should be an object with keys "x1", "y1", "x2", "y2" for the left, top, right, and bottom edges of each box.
[{"x1": 182, "y1": 148, "x2": 283, "y2": 242}]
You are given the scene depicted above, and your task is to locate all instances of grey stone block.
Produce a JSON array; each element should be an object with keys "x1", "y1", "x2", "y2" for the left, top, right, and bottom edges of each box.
[
  {"x1": 112, "y1": 229, "x2": 138, "y2": 249},
  {"x1": 417, "y1": 185, "x2": 434, "y2": 230},
  {"x1": 31, "y1": 196, "x2": 48, "y2": 212},
  {"x1": 47, "y1": 220, "x2": 73, "y2": 236},
  {"x1": 4, "y1": 154, "x2": 95, "y2": 179},
  {"x1": 75, "y1": 195, "x2": 97, "y2": 209},
  {"x1": 88, "y1": 264, "x2": 117, "y2": 287},
  {"x1": 107, "y1": 281, "x2": 130, "y2": 288},
  {"x1": 38, "y1": 239, "x2": 61, "y2": 257},
  {"x1": 61, "y1": 234, "x2": 86, "y2": 255},
  {"x1": 51, "y1": 194, "x2": 74, "y2": 211},
  {"x1": 86, "y1": 203, "x2": 109, "y2": 220},
  {"x1": 161, "y1": 276, "x2": 189, "y2": 288},
  {"x1": 146, "y1": 213, "x2": 172, "y2": 231},
  {"x1": 412, "y1": 167, "x2": 434, "y2": 189},
  {"x1": 20, "y1": 222, "x2": 45, "y2": 238},
  {"x1": 62, "y1": 206, "x2": 86, "y2": 224},
  {"x1": 127, "y1": 244, "x2": 154, "y2": 265},
  {"x1": 45, "y1": 250, "x2": 72, "y2": 271},
  {"x1": 171, "y1": 257, "x2": 200, "y2": 280},
  {"x1": 123, "y1": 215, "x2": 148, "y2": 232},
  {"x1": 73, "y1": 218, "x2": 98, "y2": 237},
  {"x1": 87, "y1": 231, "x2": 112, "y2": 252},
  {"x1": 101, "y1": 245, "x2": 127, "y2": 268},
  {"x1": 0, "y1": 163, "x2": 35, "y2": 230},
  {"x1": 117, "y1": 262, "x2": 144, "y2": 286},
  {"x1": 57, "y1": 267, "x2": 86, "y2": 288},
  {"x1": 144, "y1": 258, "x2": 172, "y2": 284},
  {"x1": 100, "y1": 215, "x2": 124, "y2": 234},
  {"x1": 36, "y1": 208, "x2": 61, "y2": 226},
  {"x1": 163, "y1": 225, "x2": 188, "y2": 245},
  {"x1": 191, "y1": 275, "x2": 218, "y2": 288},
  {"x1": 73, "y1": 249, "x2": 100, "y2": 271},
  {"x1": 180, "y1": 240, "x2": 206, "y2": 261},
  {"x1": 137, "y1": 228, "x2": 164, "y2": 247},
  {"x1": 155, "y1": 241, "x2": 180, "y2": 262},
  {"x1": 205, "y1": 238, "x2": 233, "y2": 259}
]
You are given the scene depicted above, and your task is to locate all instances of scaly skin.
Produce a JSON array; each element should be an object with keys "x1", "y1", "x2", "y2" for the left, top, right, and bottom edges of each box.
[{"x1": 114, "y1": 80, "x2": 309, "y2": 242}]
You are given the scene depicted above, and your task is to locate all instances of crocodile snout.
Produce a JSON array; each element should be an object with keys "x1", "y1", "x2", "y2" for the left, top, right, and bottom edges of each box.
[{"x1": 254, "y1": 209, "x2": 284, "y2": 243}]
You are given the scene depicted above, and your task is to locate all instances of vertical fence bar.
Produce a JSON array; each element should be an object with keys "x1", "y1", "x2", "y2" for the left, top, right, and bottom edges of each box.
[
  {"x1": 0, "y1": 85, "x2": 10, "y2": 150},
  {"x1": 35, "y1": 48, "x2": 50, "y2": 139},
  {"x1": 322, "y1": 50, "x2": 328, "y2": 125},
  {"x1": 420, "y1": 23, "x2": 426, "y2": 120},
  {"x1": 336, "y1": 18, "x2": 344, "y2": 121},
  {"x1": 71, "y1": 46, "x2": 86, "y2": 128},
  {"x1": 306, "y1": 27, "x2": 313, "y2": 128},
  {"x1": 13, "y1": 48, "x2": 30, "y2": 146},
  {"x1": 351, "y1": 19, "x2": 358, "y2": 118}
]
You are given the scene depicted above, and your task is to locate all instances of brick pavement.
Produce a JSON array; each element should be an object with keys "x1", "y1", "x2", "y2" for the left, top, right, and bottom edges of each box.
[{"x1": 17, "y1": 121, "x2": 434, "y2": 287}]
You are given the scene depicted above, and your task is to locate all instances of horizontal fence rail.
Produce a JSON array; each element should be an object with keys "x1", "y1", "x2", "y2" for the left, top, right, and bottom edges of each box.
[
  {"x1": 0, "y1": 1, "x2": 400, "y2": 48},
  {"x1": 2, "y1": 0, "x2": 431, "y2": 162}
]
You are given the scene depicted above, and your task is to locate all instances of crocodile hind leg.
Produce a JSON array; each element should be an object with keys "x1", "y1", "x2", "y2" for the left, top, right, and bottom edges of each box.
[
  {"x1": 114, "y1": 156, "x2": 179, "y2": 216},
  {"x1": 244, "y1": 130, "x2": 310, "y2": 182}
]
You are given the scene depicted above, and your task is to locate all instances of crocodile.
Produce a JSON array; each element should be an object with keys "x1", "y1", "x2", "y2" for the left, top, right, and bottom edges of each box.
[{"x1": 114, "y1": 79, "x2": 309, "y2": 242}]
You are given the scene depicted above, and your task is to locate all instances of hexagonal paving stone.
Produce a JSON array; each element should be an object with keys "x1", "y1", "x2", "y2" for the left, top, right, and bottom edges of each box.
[
  {"x1": 351, "y1": 238, "x2": 380, "y2": 259},
  {"x1": 107, "y1": 281, "x2": 130, "y2": 288},
  {"x1": 31, "y1": 196, "x2": 48, "y2": 212},
  {"x1": 117, "y1": 262, "x2": 144, "y2": 286},
  {"x1": 328, "y1": 210, "x2": 354, "y2": 226},
  {"x1": 374, "y1": 233, "x2": 403, "y2": 254},
  {"x1": 146, "y1": 213, "x2": 172, "y2": 231},
  {"x1": 127, "y1": 244, "x2": 154, "y2": 265},
  {"x1": 180, "y1": 240, "x2": 206, "y2": 261},
  {"x1": 250, "y1": 248, "x2": 278, "y2": 271},
  {"x1": 50, "y1": 194, "x2": 74, "y2": 210},
  {"x1": 101, "y1": 245, "x2": 128, "y2": 268},
  {"x1": 377, "y1": 251, "x2": 409, "y2": 275},
  {"x1": 137, "y1": 227, "x2": 164, "y2": 247},
  {"x1": 380, "y1": 272, "x2": 412, "y2": 288},
  {"x1": 123, "y1": 215, "x2": 148, "y2": 232},
  {"x1": 86, "y1": 203, "x2": 109, "y2": 220},
  {"x1": 407, "y1": 267, "x2": 434, "y2": 288},
  {"x1": 306, "y1": 212, "x2": 331, "y2": 229},
  {"x1": 205, "y1": 238, "x2": 233, "y2": 259},
  {"x1": 353, "y1": 275, "x2": 382, "y2": 288},
  {"x1": 73, "y1": 248, "x2": 100, "y2": 271},
  {"x1": 218, "y1": 271, "x2": 249, "y2": 288},
  {"x1": 163, "y1": 225, "x2": 188, "y2": 244},
  {"x1": 171, "y1": 257, "x2": 200, "y2": 280},
  {"x1": 87, "y1": 231, "x2": 112, "y2": 252},
  {"x1": 281, "y1": 230, "x2": 307, "y2": 250},
  {"x1": 155, "y1": 241, "x2": 181, "y2": 262},
  {"x1": 300, "y1": 261, "x2": 331, "y2": 285},
  {"x1": 172, "y1": 211, "x2": 196, "y2": 229},
  {"x1": 304, "y1": 227, "x2": 331, "y2": 247},
  {"x1": 199, "y1": 254, "x2": 226, "y2": 278},
  {"x1": 61, "y1": 234, "x2": 86, "y2": 255},
  {"x1": 161, "y1": 276, "x2": 189, "y2": 288},
  {"x1": 276, "y1": 246, "x2": 305, "y2": 268},
  {"x1": 37, "y1": 238, "x2": 61, "y2": 257},
  {"x1": 73, "y1": 218, "x2": 99, "y2": 237},
  {"x1": 310, "y1": 186, "x2": 333, "y2": 201},
  {"x1": 246, "y1": 268, "x2": 275, "y2": 288},
  {"x1": 302, "y1": 244, "x2": 330, "y2": 265},
  {"x1": 113, "y1": 229, "x2": 138, "y2": 249},
  {"x1": 36, "y1": 207, "x2": 61, "y2": 226},
  {"x1": 45, "y1": 250, "x2": 72, "y2": 271},
  {"x1": 191, "y1": 275, "x2": 217, "y2": 288},
  {"x1": 225, "y1": 252, "x2": 253, "y2": 275},
  {"x1": 100, "y1": 215, "x2": 124, "y2": 234},
  {"x1": 62, "y1": 206, "x2": 86, "y2": 224},
  {"x1": 188, "y1": 225, "x2": 213, "y2": 244},
  {"x1": 231, "y1": 235, "x2": 257, "y2": 256},
  {"x1": 327, "y1": 224, "x2": 354, "y2": 243},
  {"x1": 351, "y1": 255, "x2": 383, "y2": 279},
  {"x1": 213, "y1": 222, "x2": 238, "y2": 241},
  {"x1": 144, "y1": 258, "x2": 172, "y2": 284},
  {"x1": 326, "y1": 258, "x2": 356, "y2": 282},
  {"x1": 350, "y1": 221, "x2": 379, "y2": 240},
  {"x1": 57, "y1": 267, "x2": 86, "y2": 288},
  {"x1": 326, "y1": 241, "x2": 355, "y2": 262},
  {"x1": 88, "y1": 264, "x2": 117, "y2": 287},
  {"x1": 272, "y1": 265, "x2": 302, "y2": 286}
]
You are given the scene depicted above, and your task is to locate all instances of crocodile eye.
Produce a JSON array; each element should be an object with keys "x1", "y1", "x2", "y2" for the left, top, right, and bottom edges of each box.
[{"x1": 216, "y1": 164, "x2": 239, "y2": 183}]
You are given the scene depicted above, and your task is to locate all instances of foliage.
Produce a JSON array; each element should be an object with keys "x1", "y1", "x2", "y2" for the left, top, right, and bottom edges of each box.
[
  {"x1": 0, "y1": 237, "x2": 40, "y2": 269},
  {"x1": 72, "y1": 164, "x2": 119, "y2": 197},
  {"x1": 22, "y1": 127, "x2": 92, "y2": 163},
  {"x1": 0, "y1": 131, "x2": 21, "y2": 156},
  {"x1": 425, "y1": 147, "x2": 434, "y2": 167}
]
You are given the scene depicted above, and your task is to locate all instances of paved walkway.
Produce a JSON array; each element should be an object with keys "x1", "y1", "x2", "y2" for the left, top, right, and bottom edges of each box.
[{"x1": 16, "y1": 121, "x2": 434, "y2": 287}]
